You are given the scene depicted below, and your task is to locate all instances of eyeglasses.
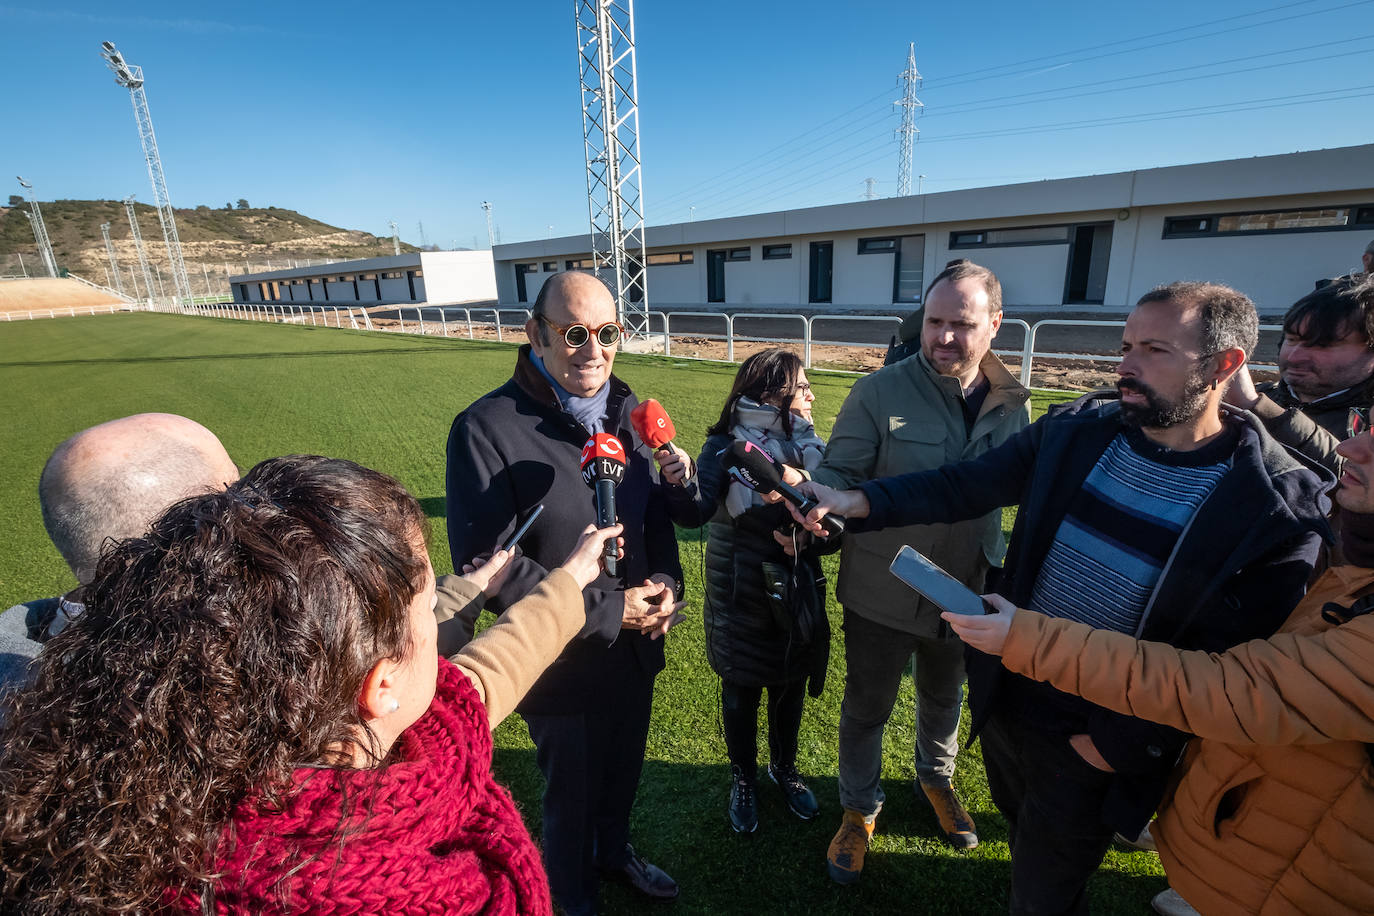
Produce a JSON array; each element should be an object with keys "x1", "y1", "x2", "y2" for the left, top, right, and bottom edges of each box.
[
  {"x1": 538, "y1": 315, "x2": 622, "y2": 348},
  {"x1": 1348, "y1": 406, "x2": 1371, "y2": 438}
]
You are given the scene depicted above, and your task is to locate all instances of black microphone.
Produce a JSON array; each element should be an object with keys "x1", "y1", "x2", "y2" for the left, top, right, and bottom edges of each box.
[
  {"x1": 579, "y1": 433, "x2": 627, "y2": 575},
  {"x1": 721, "y1": 439, "x2": 846, "y2": 537}
]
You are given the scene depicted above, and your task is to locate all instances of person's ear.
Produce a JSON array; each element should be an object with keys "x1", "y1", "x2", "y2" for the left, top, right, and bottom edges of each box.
[
  {"x1": 1212, "y1": 348, "x2": 1247, "y2": 386},
  {"x1": 525, "y1": 318, "x2": 544, "y2": 353},
  {"x1": 989, "y1": 309, "x2": 1003, "y2": 335},
  {"x1": 358, "y1": 657, "x2": 403, "y2": 722}
]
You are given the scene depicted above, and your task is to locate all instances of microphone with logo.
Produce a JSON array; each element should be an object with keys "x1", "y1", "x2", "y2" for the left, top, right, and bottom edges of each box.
[
  {"x1": 630, "y1": 398, "x2": 677, "y2": 453},
  {"x1": 721, "y1": 439, "x2": 846, "y2": 537},
  {"x1": 580, "y1": 432, "x2": 628, "y2": 576}
]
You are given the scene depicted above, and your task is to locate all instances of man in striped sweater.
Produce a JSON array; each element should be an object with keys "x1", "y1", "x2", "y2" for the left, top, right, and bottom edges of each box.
[{"x1": 793, "y1": 282, "x2": 1331, "y2": 916}]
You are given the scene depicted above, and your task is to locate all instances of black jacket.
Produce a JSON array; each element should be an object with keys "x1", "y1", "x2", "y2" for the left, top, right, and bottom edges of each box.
[
  {"x1": 446, "y1": 346, "x2": 684, "y2": 715},
  {"x1": 666, "y1": 434, "x2": 835, "y2": 693},
  {"x1": 1257, "y1": 375, "x2": 1374, "y2": 441},
  {"x1": 856, "y1": 398, "x2": 1332, "y2": 834}
]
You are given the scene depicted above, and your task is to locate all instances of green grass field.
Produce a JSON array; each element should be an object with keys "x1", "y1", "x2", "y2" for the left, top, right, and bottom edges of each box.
[{"x1": 0, "y1": 314, "x2": 1166, "y2": 914}]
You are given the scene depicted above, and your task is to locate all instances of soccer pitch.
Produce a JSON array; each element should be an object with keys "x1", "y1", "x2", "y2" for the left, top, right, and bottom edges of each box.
[{"x1": 0, "y1": 314, "x2": 1164, "y2": 914}]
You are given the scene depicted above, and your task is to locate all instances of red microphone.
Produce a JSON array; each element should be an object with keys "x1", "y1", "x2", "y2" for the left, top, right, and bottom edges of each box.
[
  {"x1": 580, "y1": 433, "x2": 627, "y2": 575},
  {"x1": 630, "y1": 398, "x2": 677, "y2": 451}
]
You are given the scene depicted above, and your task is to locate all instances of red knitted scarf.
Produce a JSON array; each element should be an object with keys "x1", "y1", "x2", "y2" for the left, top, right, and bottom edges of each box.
[{"x1": 206, "y1": 660, "x2": 550, "y2": 915}]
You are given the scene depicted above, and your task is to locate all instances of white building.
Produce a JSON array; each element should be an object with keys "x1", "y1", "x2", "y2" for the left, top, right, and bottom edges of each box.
[
  {"x1": 228, "y1": 250, "x2": 497, "y2": 307},
  {"x1": 493, "y1": 144, "x2": 1374, "y2": 315}
]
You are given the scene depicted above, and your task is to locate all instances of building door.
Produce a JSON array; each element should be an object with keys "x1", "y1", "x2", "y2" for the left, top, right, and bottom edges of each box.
[
  {"x1": 707, "y1": 250, "x2": 726, "y2": 303},
  {"x1": 515, "y1": 264, "x2": 532, "y2": 303},
  {"x1": 893, "y1": 235, "x2": 925, "y2": 304},
  {"x1": 1063, "y1": 222, "x2": 1113, "y2": 304},
  {"x1": 809, "y1": 241, "x2": 833, "y2": 304}
]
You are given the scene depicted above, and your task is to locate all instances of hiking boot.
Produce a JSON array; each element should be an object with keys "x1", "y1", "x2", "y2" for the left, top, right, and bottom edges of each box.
[
  {"x1": 920, "y1": 782, "x2": 979, "y2": 849},
  {"x1": 729, "y1": 766, "x2": 758, "y2": 834},
  {"x1": 767, "y1": 761, "x2": 819, "y2": 821},
  {"x1": 826, "y1": 808, "x2": 876, "y2": 885}
]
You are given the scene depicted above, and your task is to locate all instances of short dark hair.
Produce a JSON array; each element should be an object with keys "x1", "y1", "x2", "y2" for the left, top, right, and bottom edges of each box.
[
  {"x1": 706, "y1": 348, "x2": 806, "y2": 439},
  {"x1": 1136, "y1": 281, "x2": 1259, "y2": 358},
  {"x1": 924, "y1": 259, "x2": 1002, "y2": 313},
  {"x1": 1282, "y1": 273, "x2": 1374, "y2": 350}
]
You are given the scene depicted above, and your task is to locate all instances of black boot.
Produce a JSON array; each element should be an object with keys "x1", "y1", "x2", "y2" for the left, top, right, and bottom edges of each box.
[{"x1": 729, "y1": 765, "x2": 758, "y2": 834}]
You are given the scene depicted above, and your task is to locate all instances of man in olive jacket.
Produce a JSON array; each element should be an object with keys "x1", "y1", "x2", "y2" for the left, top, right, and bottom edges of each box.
[{"x1": 811, "y1": 261, "x2": 1030, "y2": 881}]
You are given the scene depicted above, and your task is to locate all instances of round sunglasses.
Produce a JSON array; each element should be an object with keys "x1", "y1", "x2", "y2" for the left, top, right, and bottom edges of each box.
[{"x1": 538, "y1": 315, "x2": 623, "y2": 348}]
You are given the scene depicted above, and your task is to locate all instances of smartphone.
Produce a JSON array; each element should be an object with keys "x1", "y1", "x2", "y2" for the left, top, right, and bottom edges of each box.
[
  {"x1": 500, "y1": 504, "x2": 545, "y2": 553},
  {"x1": 888, "y1": 545, "x2": 990, "y2": 616}
]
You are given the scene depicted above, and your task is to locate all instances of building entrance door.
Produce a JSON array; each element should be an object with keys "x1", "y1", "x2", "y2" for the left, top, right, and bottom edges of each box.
[
  {"x1": 515, "y1": 264, "x2": 532, "y2": 303},
  {"x1": 1063, "y1": 222, "x2": 1113, "y2": 304},
  {"x1": 809, "y1": 241, "x2": 833, "y2": 303},
  {"x1": 707, "y1": 249, "x2": 726, "y2": 303}
]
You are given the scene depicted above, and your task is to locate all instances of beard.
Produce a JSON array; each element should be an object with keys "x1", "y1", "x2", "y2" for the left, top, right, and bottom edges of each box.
[{"x1": 1117, "y1": 370, "x2": 1211, "y2": 429}]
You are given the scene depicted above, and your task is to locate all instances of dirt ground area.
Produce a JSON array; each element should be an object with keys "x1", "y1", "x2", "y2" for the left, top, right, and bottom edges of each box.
[{"x1": 0, "y1": 278, "x2": 126, "y2": 314}]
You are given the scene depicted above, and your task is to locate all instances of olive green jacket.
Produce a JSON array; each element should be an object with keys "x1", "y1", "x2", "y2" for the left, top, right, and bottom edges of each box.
[{"x1": 811, "y1": 350, "x2": 1030, "y2": 637}]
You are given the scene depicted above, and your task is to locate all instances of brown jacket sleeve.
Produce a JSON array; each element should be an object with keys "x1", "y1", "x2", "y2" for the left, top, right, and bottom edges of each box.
[
  {"x1": 450, "y1": 568, "x2": 586, "y2": 729},
  {"x1": 434, "y1": 574, "x2": 484, "y2": 658},
  {"x1": 1001, "y1": 609, "x2": 1374, "y2": 746}
]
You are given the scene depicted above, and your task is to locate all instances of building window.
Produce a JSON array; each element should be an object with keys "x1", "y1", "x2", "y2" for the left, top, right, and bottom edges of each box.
[
  {"x1": 1163, "y1": 204, "x2": 1373, "y2": 238},
  {"x1": 412, "y1": 270, "x2": 423, "y2": 278},
  {"x1": 727, "y1": 247, "x2": 750, "y2": 261},
  {"x1": 950, "y1": 225, "x2": 1070, "y2": 248},
  {"x1": 542, "y1": 261, "x2": 557, "y2": 272},
  {"x1": 516, "y1": 262, "x2": 538, "y2": 273},
  {"x1": 358, "y1": 273, "x2": 376, "y2": 280},
  {"x1": 646, "y1": 251, "x2": 694, "y2": 265},
  {"x1": 762, "y1": 244, "x2": 791, "y2": 260},
  {"x1": 566, "y1": 258, "x2": 595, "y2": 270},
  {"x1": 858, "y1": 237, "x2": 897, "y2": 254}
]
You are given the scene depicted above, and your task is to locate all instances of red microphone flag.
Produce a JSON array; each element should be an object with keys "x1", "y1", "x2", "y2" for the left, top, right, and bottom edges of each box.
[
  {"x1": 630, "y1": 399, "x2": 677, "y2": 450},
  {"x1": 579, "y1": 433, "x2": 627, "y2": 487}
]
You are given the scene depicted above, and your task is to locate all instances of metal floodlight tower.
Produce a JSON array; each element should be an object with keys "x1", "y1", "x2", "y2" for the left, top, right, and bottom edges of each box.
[
  {"x1": 100, "y1": 222, "x2": 126, "y2": 296},
  {"x1": 895, "y1": 42, "x2": 924, "y2": 197},
  {"x1": 575, "y1": 0, "x2": 649, "y2": 337},
  {"x1": 101, "y1": 41, "x2": 193, "y2": 311},
  {"x1": 124, "y1": 195, "x2": 157, "y2": 306},
  {"x1": 16, "y1": 177, "x2": 59, "y2": 277},
  {"x1": 481, "y1": 201, "x2": 496, "y2": 248}
]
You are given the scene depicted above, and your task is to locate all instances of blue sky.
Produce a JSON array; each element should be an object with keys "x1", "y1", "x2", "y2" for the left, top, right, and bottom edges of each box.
[{"x1": 5, "y1": 0, "x2": 1371, "y2": 248}]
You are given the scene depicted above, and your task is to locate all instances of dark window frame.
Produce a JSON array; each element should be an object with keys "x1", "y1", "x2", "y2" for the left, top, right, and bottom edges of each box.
[
  {"x1": 857, "y1": 236, "x2": 898, "y2": 255},
  {"x1": 726, "y1": 247, "x2": 751, "y2": 261},
  {"x1": 542, "y1": 261, "x2": 557, "y2": 272},
  {"x1": 762, "y1": 244, "x2": 792, "y2": 260},
  {"x1": 646, "y1": 250, "x2": 695, "y2": 266},
  {"x1": 949, "y1": 223, "x2": 1072, "y2": 249},
  {"x1": 1161, "y1": 203, "x2": 1374, "y2": 239}
]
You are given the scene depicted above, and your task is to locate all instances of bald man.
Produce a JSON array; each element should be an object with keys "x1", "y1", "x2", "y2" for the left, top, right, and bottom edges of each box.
[
  {"x1": 447, "y1": 271, "x2": 685, "y2": 915},
  {"x1": 0, "y1": 414, "x2": 238, "y2": 691}
]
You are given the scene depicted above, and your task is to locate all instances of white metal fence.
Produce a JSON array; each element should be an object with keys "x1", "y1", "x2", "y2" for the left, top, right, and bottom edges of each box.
[{"x1": 8, "y1": 299, "x2": 1280, "y2": 386}]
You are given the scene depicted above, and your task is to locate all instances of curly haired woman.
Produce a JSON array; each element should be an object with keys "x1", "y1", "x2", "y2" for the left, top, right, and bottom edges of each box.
[{"x1": 0, "y1": 455, "x2": 619, "y2": 914}]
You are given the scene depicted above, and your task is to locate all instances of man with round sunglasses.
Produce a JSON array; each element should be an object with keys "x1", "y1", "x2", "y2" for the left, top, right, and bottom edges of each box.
[{"x1": 446, "y1": 271, "x2": 686, "y2": 916}]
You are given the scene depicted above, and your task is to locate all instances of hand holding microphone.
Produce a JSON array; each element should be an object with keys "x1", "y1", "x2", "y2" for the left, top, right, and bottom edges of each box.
[
  {"x1": 631, "y1": 398, "x2": 691, "y2": 485},
  {"x1": 580, "y1": 433, "x2": 627, "y2": 575},
  {"x1": 721, "y1": 439, "x2": 846, "y2": 537}
]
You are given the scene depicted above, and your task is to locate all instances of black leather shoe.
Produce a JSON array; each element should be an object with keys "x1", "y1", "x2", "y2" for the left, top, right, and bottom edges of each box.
[
  {"x1": 768, "y1": 761, "x2": 820, "y2": 820},
  {"x1": 603, "y1": 844, "x2": 679, "y2": 900},
  {"x1": 729, "y1": 766, "x2": 758, "y2": 833}
]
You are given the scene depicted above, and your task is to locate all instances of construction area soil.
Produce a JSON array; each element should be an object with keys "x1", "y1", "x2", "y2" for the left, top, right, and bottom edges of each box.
[{"x1": 0, "y1": 278, "x2": 126, "y2": 314}]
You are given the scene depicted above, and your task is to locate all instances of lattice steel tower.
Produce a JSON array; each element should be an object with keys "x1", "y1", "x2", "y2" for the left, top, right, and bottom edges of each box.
[
  {"x1": 100, "y1": 222, "x2": 126, "y2": 296},
  {"x1": 124, "y1": 195, "x2": 157, "y2": 306},
  {"x1": 895, "y1": 43, "x2": 924, "y2": 197},
  {"x1": 576, "y1": 0, "x2": 648, "y2": 337},
  {"x1": 101, "y1": 41, "x2": 192, "y2": 310},
  {"x1": 16, "y1": 177, "x2": 59, "y2": 278}
]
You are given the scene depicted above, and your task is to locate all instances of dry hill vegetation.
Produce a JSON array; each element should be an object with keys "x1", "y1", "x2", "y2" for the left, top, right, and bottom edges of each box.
[{"x1": 0, "y1": 201, "x2": 417, "y2": 291}]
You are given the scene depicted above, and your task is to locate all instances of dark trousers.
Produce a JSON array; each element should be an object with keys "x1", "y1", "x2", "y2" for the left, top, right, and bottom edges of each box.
[
  {"x1": 980, "y1": 710, "x2": 1117, "y2": 916},
  {"x1": 524, "y1": 683, "x2": 654, "y2": 916},
  {"x1": 720, "y1": 678, "x2": 806, "y2": 775}
]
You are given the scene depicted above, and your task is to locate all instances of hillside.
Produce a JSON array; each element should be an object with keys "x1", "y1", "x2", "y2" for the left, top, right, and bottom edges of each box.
[{"x1": 0, "y1": 201, "x2": 420, "y2": 292}]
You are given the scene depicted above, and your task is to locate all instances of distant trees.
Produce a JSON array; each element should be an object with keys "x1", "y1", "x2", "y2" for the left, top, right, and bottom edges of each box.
[
  {"x1": 7, "y1": 194, "x2": 22, "y2": 207},
  {"x1": 236, "y1": 199, "x2": 250, "y2": 210}
]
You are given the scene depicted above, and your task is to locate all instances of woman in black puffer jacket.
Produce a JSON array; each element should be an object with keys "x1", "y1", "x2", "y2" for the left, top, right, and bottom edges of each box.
[{"x1": 658, "y1": 349, "x2": 836, "y2": 834}]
